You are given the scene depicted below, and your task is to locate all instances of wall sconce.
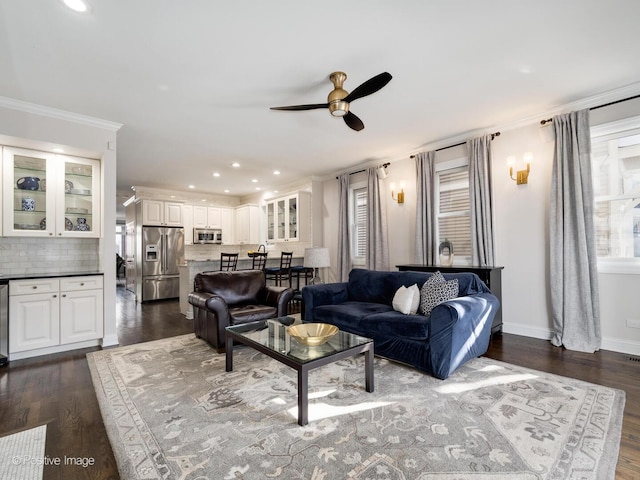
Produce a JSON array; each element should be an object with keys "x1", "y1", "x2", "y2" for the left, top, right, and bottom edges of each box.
[
  {"x1": 507, "y1": 152, "x2": 533, "y2": 185},
  {"x1": 390, "y1": 182, "x2": 405, "y2": 204}
]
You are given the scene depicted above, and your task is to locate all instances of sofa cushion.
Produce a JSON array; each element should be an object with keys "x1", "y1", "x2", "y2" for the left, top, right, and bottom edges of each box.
[
  {"x1": 230, "y1": 304, "x2": 277, "y2": 324},
  {"x1": 362, "y1": 311, "x2": 430, "y2": 339},
  {"x1": 420, "y1": 278, "x2": 459, "y2": 316},
  {"x1": 312, "y1": 302, "x2": 392, "y2": 331},
  {"x1": 392, "y1": 284, "x2": 420, "y2": 314}
]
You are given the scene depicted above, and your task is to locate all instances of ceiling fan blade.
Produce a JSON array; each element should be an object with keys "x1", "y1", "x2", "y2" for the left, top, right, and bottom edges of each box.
[
  {"x1": 344, "y1": 112, "x2": 364, "y2": 131},
  {"x1": 342, "y1": 72, "x2": 392, "y2": 103},
  {"x1": 270, "y1": 103, "x2": 329, "y2": 111}
]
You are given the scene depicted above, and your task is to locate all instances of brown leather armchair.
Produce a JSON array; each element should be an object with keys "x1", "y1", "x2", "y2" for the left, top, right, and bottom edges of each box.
[{"x1": 188, "y1": 270, "x2": 294, "y2": 352}]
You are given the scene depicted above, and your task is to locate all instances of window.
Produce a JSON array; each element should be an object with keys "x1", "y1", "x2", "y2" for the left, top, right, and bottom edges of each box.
[
  {"x1": 350, "y1": 183, "x2": 367, "y2": 266},
  {"x1": 435, "y1": 159, "x2": 471, "y2": 262},
  {"x1": 591, "y1": 116, "x2": 640, "y2": 272}
]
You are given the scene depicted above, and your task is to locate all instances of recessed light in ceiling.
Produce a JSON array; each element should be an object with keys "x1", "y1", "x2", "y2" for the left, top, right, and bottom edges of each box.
[
  {"x1": 273, "y1": 170, "x2": 280, "y2": 175},
  {"x1": 213, "y1": 172, "x2": 220, "y2": 177},
  {"x1": 188, "y1": 185, "x2": 195, "y2": 189},
  {"x1": 61, "y1": 0, "x2": 90, "y2": 13},
  {"x1": 251, "y1": 179, "x2": 258, "y2": 183},
  {"x1": 224, "y1": 189, "x2": 230, "y2": 193},
  {"x1": 52, "y1": 147, "x2": 64, "y2": 153},
  {"x1": 256, "y1": 187, "x2": 261, "y2": 191},
  {"x1": 231, "y1": 162, "x2": 240, "y2": 168}
]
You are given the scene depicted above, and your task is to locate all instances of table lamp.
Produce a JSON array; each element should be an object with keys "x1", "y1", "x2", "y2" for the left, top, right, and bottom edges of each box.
[{"x1": 304, "y1": 247, "x2": 330, "y2": 285}]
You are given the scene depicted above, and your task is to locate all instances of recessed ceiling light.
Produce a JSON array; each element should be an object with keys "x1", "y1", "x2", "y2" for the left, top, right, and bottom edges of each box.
[
  {"x1": 231, "y1": 162, "x2": 240, "y2": 168},
  {"x1": 188, "y1": 185, "x2": 195, "y2": 189},
  {"x1": 251, "y1": 179, "x2": 258, "y2": 183},
  {"x1": 52, "y1": 147, "x2": 64, "y2": 153},
  {"x1": 201, "y1": 199, "x2": 207, "y2": 202},
  {"x1": 273, "y1": 170, "x2": 280, "y2": 175},
  {"x1": 224, "y1": 189, "x2": 230, "y2": 193},
  {"x1": 62, "y1": 0, "x2": 90, "y2": 13},
  {"x1": 256, "y1": 187, "x2": 261, "y2": 191},
  {"x1": 213, "y1": 172, "x2": 220, "y2": 177}
]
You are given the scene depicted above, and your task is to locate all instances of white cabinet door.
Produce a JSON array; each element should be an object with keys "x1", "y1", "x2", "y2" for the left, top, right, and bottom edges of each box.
[
  {"x1": 60, "y1": 289, "x2": 104, "y2": 344},
  {"x1": 142, "y1": 200, "x2": 164, "y2": 225},
  {"x1": 235, "y1": 205, "x2": 260, "y2": 244},
  {"x1": 164, "y1": 202, "x2": 183, "y2": 226},
  {"x1": 9, "y1": 291, "x2": 60, "y2": 353},
  {"x1": 183, "y1": 204, "x2": 193, "y2": 244},
  {"x1": 220, "y1": 207, "x2": 233, "y2": 244},
  {"x1": 56, "y1": 155, "x2": 101, "y2": 237},
  {"x1": 192, "y1": 205, "x2": 208, "y2": 228}
]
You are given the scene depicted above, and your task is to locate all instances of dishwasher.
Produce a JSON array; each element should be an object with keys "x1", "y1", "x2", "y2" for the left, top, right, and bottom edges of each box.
[{"x1": 0, "y1": 280, "x2": 7, "y2": 365}]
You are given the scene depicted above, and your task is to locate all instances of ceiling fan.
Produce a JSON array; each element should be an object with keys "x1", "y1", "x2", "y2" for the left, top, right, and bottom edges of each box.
[{"x1": 270, "y1": 71, "x2": 392, "y2": 131}]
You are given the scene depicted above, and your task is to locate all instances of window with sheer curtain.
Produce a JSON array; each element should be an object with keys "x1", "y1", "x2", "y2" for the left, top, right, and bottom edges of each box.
[
  {"x1": 591, "y1": 117, "x2": 640, "y2": 272},
  {"x1": 436, "y1": 163, "x2": 471, "y2": 261}
]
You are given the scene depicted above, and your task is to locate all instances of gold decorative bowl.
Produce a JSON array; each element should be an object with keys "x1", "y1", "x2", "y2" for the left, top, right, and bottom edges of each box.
[{"x1": 287, "y1": 323, "x2": 339, "y2": 346}]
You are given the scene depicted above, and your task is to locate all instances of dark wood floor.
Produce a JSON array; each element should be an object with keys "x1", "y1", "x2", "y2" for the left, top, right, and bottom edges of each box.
[{"x1": 0, "y1": 286, "x2": 638, "y2": 479}]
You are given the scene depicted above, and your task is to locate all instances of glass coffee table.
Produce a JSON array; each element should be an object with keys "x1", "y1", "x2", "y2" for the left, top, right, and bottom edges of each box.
[{"x1": 225, "y1": 318, "x2": 374, "y2": 426}]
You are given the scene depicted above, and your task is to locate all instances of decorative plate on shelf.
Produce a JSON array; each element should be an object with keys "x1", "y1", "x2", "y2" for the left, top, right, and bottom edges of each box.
[{"x1": 40, "y1": 217, "x2": 46, "y2": 230}]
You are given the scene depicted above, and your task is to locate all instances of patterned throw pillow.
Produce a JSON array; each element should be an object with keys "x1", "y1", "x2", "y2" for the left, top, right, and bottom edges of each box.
[{"x1": 420, "y1": 272, "x2": 459, "y2": 316}]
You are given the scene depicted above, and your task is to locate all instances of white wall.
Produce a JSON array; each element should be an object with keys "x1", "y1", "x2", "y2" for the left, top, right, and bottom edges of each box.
[
  {"x1": 0, "y1": 98, "x2": 121, "y2": 347},
  {"x1": 319, "y1": 99, "x2": 640, "y2": 355}
]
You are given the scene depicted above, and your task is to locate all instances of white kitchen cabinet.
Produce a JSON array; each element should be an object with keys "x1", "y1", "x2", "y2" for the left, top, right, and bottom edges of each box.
[
  {"x1": 141, "y1": 199, "x2": 183, "y2": 226},
  {"x1": 192, "y1": 206, "x2": 221, "y2": 228},
  {"x1": 220, "y1": 207, "x2": 234, "y2": 244},
  {"x1": 2, "y1": 147, "x2": 101, "y2": 237},
  {"x1": 9, "y1": 275, "x2": 104, "y2": 359},
  {"x1": 183, "y1": 204, "x2": 193, "y2": 245},
  {"x1": 234, "y1": 204, "x2": 260, "y2": 244},
  {"x1": 265, "y1": 191, "x2": 311, "y2": 242}
]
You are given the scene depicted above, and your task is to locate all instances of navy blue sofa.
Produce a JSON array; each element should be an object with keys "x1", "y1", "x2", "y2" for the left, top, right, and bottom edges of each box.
[{"x1": 301, "y1": 268, "x2": 499, "y2": 379}]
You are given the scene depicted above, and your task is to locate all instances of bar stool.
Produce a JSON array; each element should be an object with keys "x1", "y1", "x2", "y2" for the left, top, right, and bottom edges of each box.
[
  {"x1": 265, "y1": 251, "x2": 293, "y2": 287},
  {"x1": 290, "y1": 265, "x2": 313, "y2": 291},
  {"x1": 251, "y1": 252, "x2": 268, "y2": 270},
  {"x1": 220, "y1": 253, "x2": 239, "y2": 271}
]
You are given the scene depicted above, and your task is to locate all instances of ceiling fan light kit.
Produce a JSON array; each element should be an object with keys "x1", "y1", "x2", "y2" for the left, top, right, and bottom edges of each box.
[{"x1": 271, "y1": 71, "x2": 392, "y2": 131}]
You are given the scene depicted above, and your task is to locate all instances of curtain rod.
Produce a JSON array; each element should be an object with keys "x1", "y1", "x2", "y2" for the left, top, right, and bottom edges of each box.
[
  {"x1": 540, "y1": 93, "x2": 640, "y2": 125},
  {"x1": 336, "y1": 162, "x2": 390, "y2": 179},
  {"x1": 409, "y1": 131, "x2": 500, "y2": 159}
]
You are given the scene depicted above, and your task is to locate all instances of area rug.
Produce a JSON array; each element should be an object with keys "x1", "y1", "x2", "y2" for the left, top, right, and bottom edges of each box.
[
  {"x1": 0, "y1": 424, "x2": 46, "y2": 480},
  {"x1": 87, "y1": 334, "x2": 625, "y2": 480}
]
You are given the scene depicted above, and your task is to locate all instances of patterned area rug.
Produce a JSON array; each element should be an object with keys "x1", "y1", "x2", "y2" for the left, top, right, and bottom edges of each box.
[
  {"x1": 87, "y1": 334, "x2": 625, "y2": 480},
  {"x1": 0, "y1": 425, "x2": 46, "y2": 480}
]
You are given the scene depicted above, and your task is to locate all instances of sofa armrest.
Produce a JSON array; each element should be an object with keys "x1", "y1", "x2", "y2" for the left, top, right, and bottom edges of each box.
[
  {"x1": 428, "y1": 292, "x2": 499, "y2": 379},
  {"x1": 301, "y1": 282, "x2": 349, "y2": 321},
  {"x1": 261, "y1": 286, "x2": 295, "y2": 317}
]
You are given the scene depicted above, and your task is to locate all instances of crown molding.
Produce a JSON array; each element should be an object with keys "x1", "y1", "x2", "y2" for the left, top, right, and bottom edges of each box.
[{"x1": 0, "y1": 96, "x2": 122, "y2": 132}]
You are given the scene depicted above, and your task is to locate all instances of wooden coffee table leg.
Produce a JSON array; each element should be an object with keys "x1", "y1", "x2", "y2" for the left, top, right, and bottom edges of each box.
[
  {"x1": 365, "y1": 347, "x2": 374, "y2": 392},
  {"x1": 226, "y1": 336, "x2": 234, "y2": 372},
  {"x1": 298, "y1": 366, "x2": 308, "y2": 426}
]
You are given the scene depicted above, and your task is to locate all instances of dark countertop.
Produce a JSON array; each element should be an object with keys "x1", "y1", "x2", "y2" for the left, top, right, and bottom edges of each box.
[{"x1": 0, "y1": 271, "x2": 104, "y2": 282}]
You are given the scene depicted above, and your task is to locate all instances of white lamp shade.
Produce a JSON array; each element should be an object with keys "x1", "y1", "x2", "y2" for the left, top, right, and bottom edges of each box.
[{"x1": 304, "y1": 247, "x2": 330, "y2": 268}]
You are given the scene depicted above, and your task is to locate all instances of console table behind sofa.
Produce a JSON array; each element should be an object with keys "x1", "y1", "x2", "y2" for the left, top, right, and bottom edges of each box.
[{"x1": 396, "y1": 265, "x2": 503, "y2": 336}]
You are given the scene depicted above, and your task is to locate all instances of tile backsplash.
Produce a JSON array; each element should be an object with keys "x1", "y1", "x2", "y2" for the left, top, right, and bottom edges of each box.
[{"x1": 0, "y1": 237, "x2": 100, "y2": 275}]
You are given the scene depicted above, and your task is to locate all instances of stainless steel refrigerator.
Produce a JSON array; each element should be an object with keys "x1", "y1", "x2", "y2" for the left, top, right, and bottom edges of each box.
[{"x1": 138, "y1": 226, "x2": 184, "y2": 302}]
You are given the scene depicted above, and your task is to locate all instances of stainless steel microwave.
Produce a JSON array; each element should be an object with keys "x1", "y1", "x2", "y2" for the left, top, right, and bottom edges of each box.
[{"x1": 193, "y1": 228, "x2": 222, "y2": 244}]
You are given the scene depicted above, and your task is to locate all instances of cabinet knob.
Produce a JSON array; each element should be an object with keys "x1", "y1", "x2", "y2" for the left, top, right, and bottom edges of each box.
[
  {"x1": 62, "y1": 294, "x2": 66, "y2": 297},
  {"x1": 80, "y1": 283, "x2": 85, "y2": 286},
  {"x1": 49, "y1": 233, "x2": 53, "y2": 236},
  {"x1": 32, "y1": 286, "x2": 38, "y2": 289},
  {"x1": 53, "y1": 294, "x2": 57, "y2": 298}
]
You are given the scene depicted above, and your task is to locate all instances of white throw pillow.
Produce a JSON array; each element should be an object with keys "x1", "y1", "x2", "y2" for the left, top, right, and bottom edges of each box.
[{"x1": 393, "y1": 284, "x2": 420, "y2": 315}]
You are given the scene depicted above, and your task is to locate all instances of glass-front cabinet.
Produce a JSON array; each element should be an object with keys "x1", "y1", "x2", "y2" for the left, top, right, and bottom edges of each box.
[
  {"x1": 264, "y1": 191, "x2": 310, "y2": 242},
  {"x1": 2, "y1": 147, "x2": 100, "y2": 237}
]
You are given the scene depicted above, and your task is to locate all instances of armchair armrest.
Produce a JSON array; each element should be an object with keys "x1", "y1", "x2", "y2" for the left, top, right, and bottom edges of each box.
[
  {"x1": 260, "y1": 286, "x2": 295, "y2": 317},
  {"x1": 428, "y1": 292, "x2": 499, "y2": 379},
  {"x1": 301, "y1": 282, "x2": 349, "y2": 321}
]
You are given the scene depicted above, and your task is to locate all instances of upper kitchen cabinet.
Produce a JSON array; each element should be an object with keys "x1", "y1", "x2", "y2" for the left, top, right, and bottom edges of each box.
[
  {"x1": 141, "y1": 199, "x2": 183, "y2": 226},
  {"x1": 266, "y1": 191, "x2": 310, "y2": 242},
  {"x1": 2, "y1": 147, "x2": 101, "y2": 237},
  {"x1": 192, "y1": 206, "x2": 221, "y2": 228},
  {"x1": 234, "y1": 204, "x2": 260, "y2": 244}
]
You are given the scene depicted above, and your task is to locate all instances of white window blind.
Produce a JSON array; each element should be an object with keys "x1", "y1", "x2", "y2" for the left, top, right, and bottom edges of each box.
[
  {"x1": 437, "y1": 167, "x2": 471, "y2": 258},
  {"x1": 353, "y1": 187, "x2": 368, "y2": 262}
]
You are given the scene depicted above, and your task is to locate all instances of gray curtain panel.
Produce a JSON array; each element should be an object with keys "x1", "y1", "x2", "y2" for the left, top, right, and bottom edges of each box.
[
  {"x1": 366, "y1": 167, "x2": 389, "y2": 270},
  {"x1": 337, "y1": 173, "x2": 351, "y2": 282},
  {"x1": 414, "y1": 151, "x2": 437, "y2": 264},
  {"x1": 550, "y1": 109, "x2": 601, "y2": 353},
  {"x1": 468, "y1": 135, "x2": 496, "y2": 266}
]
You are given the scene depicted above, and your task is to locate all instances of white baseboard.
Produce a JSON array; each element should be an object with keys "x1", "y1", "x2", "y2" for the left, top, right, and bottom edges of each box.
[
  {"x1": 101, "y1": 334, "x2": 119, "y2": 348},
  {"x1": 502, "y1": 322, "x2": 640, "y2": 356}
]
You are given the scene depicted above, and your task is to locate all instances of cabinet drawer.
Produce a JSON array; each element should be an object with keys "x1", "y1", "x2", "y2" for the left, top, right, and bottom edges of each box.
[
  {"x1": 60, "y1": 275, "x2": 104, "y2": 292},
  {"x1": 10, "y1": 278, "x2": 60, "y2": 296}
]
